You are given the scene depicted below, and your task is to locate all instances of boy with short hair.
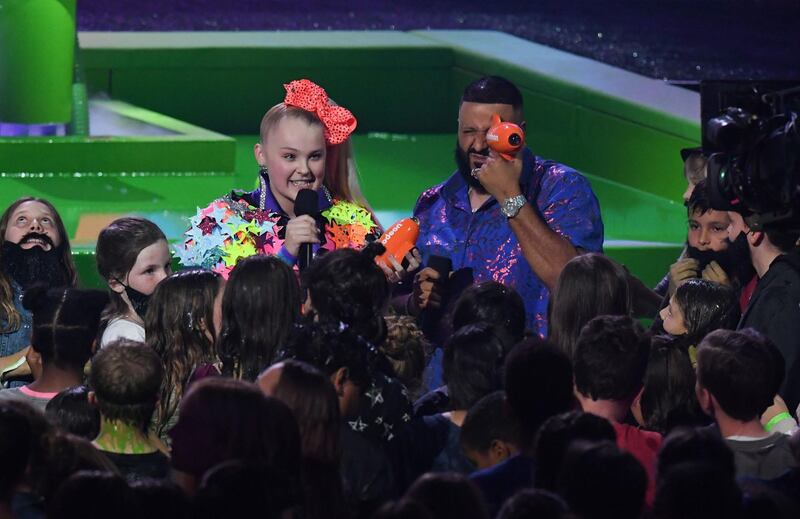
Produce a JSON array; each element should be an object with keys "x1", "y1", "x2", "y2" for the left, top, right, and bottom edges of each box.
[
  {"x1": 90, "y1": 339, "x2": 169, "y2": 482},
  {"x1": 460, "y1": 391, "x2": 519, "y2": 471},
  {"x1": 695, "y1": 328, "x2": 797, "y2": 479},
  {"x1": 573, "y1": 315, "x2": 661, "y2": 503}
]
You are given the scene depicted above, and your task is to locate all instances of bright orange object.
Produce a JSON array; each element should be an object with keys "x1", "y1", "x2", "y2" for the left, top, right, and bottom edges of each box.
[
  {"x1": 375, "y1": 217, "x2": 419, "y2": 270},
  {"x1": 486, "y1": 114, "x2": 525, "y2": 160}
]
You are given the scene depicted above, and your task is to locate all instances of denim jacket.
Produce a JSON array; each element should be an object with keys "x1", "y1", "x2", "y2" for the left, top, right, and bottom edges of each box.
[{"x1": 0, "y1": 281, "x2": 32, "y2": 358}]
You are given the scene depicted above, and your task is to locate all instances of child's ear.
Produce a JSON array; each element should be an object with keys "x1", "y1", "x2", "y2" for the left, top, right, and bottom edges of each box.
[
  {"x1": 331, "y1": 367, "x2": 348, "y2": 396},
  {"x1": 489, "y1": 439, "x2": 512, "y2": 463},
  {"x1": 254, "y1": 142, "x2": 266, "y2": 166},
  {"x1": 108, "y1": 277, "x2": 126, "y2": 294}
]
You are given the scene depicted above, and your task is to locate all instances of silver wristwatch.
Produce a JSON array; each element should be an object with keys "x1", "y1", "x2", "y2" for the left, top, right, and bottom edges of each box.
[{"x1": 500, "y1": 195, "x2": 527, "y2": 218}]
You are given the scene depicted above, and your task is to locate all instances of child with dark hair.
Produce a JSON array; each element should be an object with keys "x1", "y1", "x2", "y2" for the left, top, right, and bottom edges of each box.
[
  {"x1": 657, "y1": 426, "x2": 736, "y2": 480},
  {"x1": 96, "y1": 217, "x2": 171, "y2": 347},
  {"x1": 548, "y1": 253, "x2": 632, "y2": 360},
  {"x1": 0, "y1": 286, "x2": 107, "y2": 411},
  {"x1": 130, "y1": 478, "x2": 190, "y2": 519},
  {"x1": 192, "y1": 461, "x2": 298, "y2": 519},
  {"x1": 533, "y1": 411, "x2": 617, "y2": 492},
  {"x1": 556, "y1": 440, "x2": 647, "y2": 519},
  {"x1": 0, "y1": 403, "x2": 31, "y2": 518},
  {"x1": 394, "y1": 324, "x2": 506, "y2": 489},
  {"x1": 278, "y1": 322, "x2": 397, "y2": 515},
  {"x1": 405, "y1": 472, "x2": 489, "y2": 519},
  {"x1": 451, "y1": 281, "x2": 527, "y2": 344},
  {"x1": 659, "y1": 278, "x2": 740, "y2": 350},
  {"x1": 460, "y1": 391, "x2": 519, "y2": 471},
  {"x1": 497, "y1": 489, "x2": 569, "y2": 519},
  {"x1": 696, "y1": 328, "x2": 797, "y2": 479},
  {"x1": 654, "y1": 462, "x2": 743, "y2": 519},
  {"x1": 573, "y1": 314, "x2": 660, "y2": 504},
  {"x1": 46, "y1": 385, "x2": 101, "y2": 440},
  {"x1": 258, "y1": 359, "x2": 346, "y2": 519},
  {"x1": 470, "y1": 338, "x2": 574, "y2": 516},
  {"x1": 372, "y1": 498, "x2": 435, "y2": 519},
  {"x1": 632, "y1": 335, "x2": 709, "y2": 435},
  {"x1": 146, "y1": 268, "x2": 224, "y2": 440},
  {"x1": 169, "y1": 377, "x2": 302, "y2": 498},
  {"x1": 302, "y1": 241, "x2": 390, "y2": 346},
  {"x1": 383, "y1": 315, "x2": 429, "y2": 402},
  {"x1": 217, "y1": 255, "x2": 299, "y2": 382},
  {"x1": 49, "y1": 470, "x2": 141, "y2": 519},
  {"x1": 89, "y1": 339, "x2": 169, "y2": 483}
]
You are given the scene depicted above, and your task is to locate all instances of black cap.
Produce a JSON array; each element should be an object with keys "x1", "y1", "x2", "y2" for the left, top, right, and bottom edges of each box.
[{"x1": 680, "y1": 146, "x2": 704, "y2": 162}]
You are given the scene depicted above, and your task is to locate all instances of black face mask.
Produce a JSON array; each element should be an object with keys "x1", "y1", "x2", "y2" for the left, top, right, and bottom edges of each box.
[
  {"x1": 120, "y1": 283, "x2": 150, "y2": 320},
  {"x1": 1, "y1": 239, "x2": 69, "y2": 290},
  {"x1": 454, "y1": 140, "x2": 488, "y2": 191}
]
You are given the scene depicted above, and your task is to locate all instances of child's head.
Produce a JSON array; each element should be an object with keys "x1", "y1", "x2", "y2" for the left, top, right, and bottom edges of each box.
[
  {"x1": 89, "y1": 339, "x2": 163, "y2": 432},
  {"x1": 686, "y1": 180, "x2": 731, "y2": 252},
  {"x1": 146, "y1": 268, "x2": 224, "y2": 433},
  {"x1": 302, "y1": 241, "x2": 389, "y2": 346},
  {"x1": 452, "y1": 281, "x2": 526, "y2": 344},
  {"x1": 258, "y1": 359, "x2": 340, "y2": 464},
  {"x1": 657, "y1": 426, "x2": 736, "y2": 480},
  {"x1": 681, "y1": 148, "x2": 708, "y2": 203},
  {"x1": 45, "y1": 386, "x2": 101, "y2": 440},
  {"x1": 497, "y1": 489, "x2": 569, "y2": 519},
  {"x1": 695, "y1": 328, "x2": 784, "y2": 422},
  {"x1": 556, "y1": 441, "x2": 647, "y2": 519},
  {"x1": 504, "y1": 337, "x2": 574, "y2": 449},
  {"x1": 634, "y1": 335, "x2": 707, "y2": 434},
  {"x1": 654, "y1": 462, "x2": 742, "y2": 519},
  {"x1": 549, "y1": 253, "x2": 631, "y2": 360},
  {"x1": 168, "y1": 377, "x2": 302, "y2": 488},
  {"x1": 96, "y1": 217, "x2": 170, "y2": 320},
  {"x1": 533, "y1": 411, "x2": 617, "y2": 491},
  {"x1": 218, "y1": 255, "x2": 300, "y2": 381},
  {"x1": 0, "y1": 403, "x2": 32, "y2": 503},
  {"x1": 382, "y1": 315, "x2": 428, "y2": 399},
  {"x1": 573, "y1": 315, "x2": 650, "y2": 404},
  {"x1": 22, "y1": 286, "x2": 108, "y2": 374},
  {"x1": 405, "y1": 472, "x2": 489, "y2": 519},
  {"x1": 253, "y1": 79, "x2": 358, "y2": 213},
  {"x1": 443, "y1": 323, "x2": 507, "y2": 411},
  {"x1": 460, "y1": 391, "x2": 519, "y2": 470},
  {"x1": 278, "y1": 321, "x2": 378, "y2": 418},
  {"x1": 659, "y1": 279, "x2": 740, "y2": 340}
]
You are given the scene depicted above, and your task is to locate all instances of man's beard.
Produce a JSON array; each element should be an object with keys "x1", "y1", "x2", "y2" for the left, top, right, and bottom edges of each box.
[
  {"x1": 685, "y1": 231, "x2": 755, "y2": 287},
  {"x1": 1, "y1": 237, "x2": 70, "y2": 290},
  {"x1": 455, "y1": 141, "x2": 489, "y2": 191}
]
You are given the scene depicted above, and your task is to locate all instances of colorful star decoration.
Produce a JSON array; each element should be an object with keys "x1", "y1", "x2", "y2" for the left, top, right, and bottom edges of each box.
[{"x1": 176, "y1": 196, "x2": 378, "y2": 278}]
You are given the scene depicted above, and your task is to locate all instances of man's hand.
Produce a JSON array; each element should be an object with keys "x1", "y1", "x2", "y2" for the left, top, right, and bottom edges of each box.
[
  {"x1": 410, "y1": 267, "x2": 443, "y2": 316},
  {"x1": 702, "y1": 261, "x2": 731, "y2": 286},
  {"x1": 475, "y1": 155, "x2": 524, "y2": 202},
  {"x1": 668, "y1": 258, "x2": 699, "y2": 295}
]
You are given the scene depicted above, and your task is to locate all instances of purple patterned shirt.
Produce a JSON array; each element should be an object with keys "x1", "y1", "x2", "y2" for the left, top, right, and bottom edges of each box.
[{"x1": 413, "y1": 148, "x2": 604, "y2": 337}]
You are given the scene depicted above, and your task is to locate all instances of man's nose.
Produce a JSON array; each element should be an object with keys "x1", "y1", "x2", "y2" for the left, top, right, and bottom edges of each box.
[{"x1": 29, "y1": 218, "x2": 43, "y2": 232}]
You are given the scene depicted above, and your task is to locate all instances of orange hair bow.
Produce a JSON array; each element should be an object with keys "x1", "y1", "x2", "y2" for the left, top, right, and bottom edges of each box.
[{"x1": 283, "y1": 79, "x2": 357, "y2": 145}]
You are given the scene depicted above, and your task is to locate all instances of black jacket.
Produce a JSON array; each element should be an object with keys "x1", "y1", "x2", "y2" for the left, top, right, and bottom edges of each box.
[{"x1": 739, "y1": 252, "x2": 800, "y2": 413}]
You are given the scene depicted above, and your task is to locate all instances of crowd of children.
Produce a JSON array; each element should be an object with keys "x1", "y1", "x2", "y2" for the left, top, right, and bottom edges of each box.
[{"x1": 1, "y1": 77, "x2": 799, "y2": 519}]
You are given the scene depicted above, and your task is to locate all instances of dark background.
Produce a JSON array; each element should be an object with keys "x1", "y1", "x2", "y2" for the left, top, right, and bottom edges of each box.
[{"x1": 76, "y1": 0, "x2": 800, "y2": 83}]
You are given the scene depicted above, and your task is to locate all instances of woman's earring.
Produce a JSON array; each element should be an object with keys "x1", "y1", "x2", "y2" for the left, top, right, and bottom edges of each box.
[{"x1": 259, "y1": 165, "x2": 269, "y2": 177}]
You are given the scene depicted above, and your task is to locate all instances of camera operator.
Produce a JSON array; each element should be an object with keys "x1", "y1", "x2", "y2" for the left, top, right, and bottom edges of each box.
[{"x1": 705, "y1": 95, "x2": 800, "y2": 414}]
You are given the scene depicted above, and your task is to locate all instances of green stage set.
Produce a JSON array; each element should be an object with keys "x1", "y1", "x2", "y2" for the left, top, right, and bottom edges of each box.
[{"x1": 0, "y1": 19, "x2": 698, "y2": 288}]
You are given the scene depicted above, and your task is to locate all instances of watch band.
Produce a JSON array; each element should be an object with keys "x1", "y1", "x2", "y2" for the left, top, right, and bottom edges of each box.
[{"x1": 501, "y1": 195, "x2": 527, "y2": 218}]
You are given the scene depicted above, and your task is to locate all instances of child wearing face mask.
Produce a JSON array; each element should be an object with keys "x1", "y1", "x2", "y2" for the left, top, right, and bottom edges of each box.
[
  {"x1": 177, "y1": 79, "x2": 417, "y2": 279},
  {"x1": 96, "y1": 217, "x2": 172, "y2": 347}
]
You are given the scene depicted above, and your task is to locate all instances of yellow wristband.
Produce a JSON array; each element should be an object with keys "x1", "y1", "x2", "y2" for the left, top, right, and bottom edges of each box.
[{"x1": 765, "y1": 412, "x2": 793, "y2": 432}]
